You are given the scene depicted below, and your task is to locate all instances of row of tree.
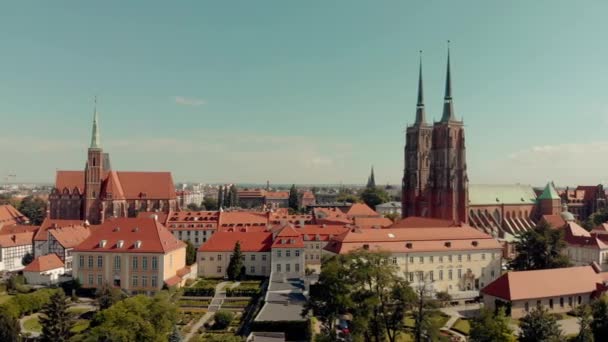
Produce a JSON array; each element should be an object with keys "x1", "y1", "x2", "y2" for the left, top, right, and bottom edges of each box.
[{"x1": 218, "y1": 185, "x2": 239, "y2": 208}]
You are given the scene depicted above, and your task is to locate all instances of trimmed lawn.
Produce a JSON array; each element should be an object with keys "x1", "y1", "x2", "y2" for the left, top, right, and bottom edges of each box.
[
  {"x1": 451, "y1": 318, "x2": 470, "y2": 336},
  {"x1": 23, "y1": 316, "x2": 42, "y2": 333}
]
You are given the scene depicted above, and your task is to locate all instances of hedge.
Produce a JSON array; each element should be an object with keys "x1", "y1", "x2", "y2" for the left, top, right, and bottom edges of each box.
[
  {"x1": 250, "y1": 320, "x2": 311, "y2": 340},
  {"x1": 225, "y1": 288, "x2": 259, "y2": 297},
  {"x1": 183, "y1": 287, "x2": 215, "y2": 297},
  {"x1": 0, "y1": 288, "x2": 61, "y2": 318}
]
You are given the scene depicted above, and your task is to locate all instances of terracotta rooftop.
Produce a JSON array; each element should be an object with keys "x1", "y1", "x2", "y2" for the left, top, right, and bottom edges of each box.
[
  {"x1": 325, "y1": 226, "x2": 501, "y2": 254},
  {"x1": 266, "y1": 191, "x2": 289, "y2": 200},
  {"x1": 0, "y1": 204, "x2": 29, "y2": 226},
  {"x1": 36, "y1": 218, "x2": 86, "y2": 242},
  {"x1": 137, "y1": 211, "x2": 169, "y2": 224},
  {"x1": 49, "y1": 225, "x2": 91, "y2": 249},
  {"x1": 297, "y1": 224, "x2": 350, "y2": 242},
  {"x1": 353, "y1": 216, "x2": 393, "y2": 229},
  {"x1": 0, "y1": 224, "x2": 38, "y2": 235},
  {"x1": 198, "y1": 231, "x2": 273, "y2": 252},
  {"x1": 74, "y1": 217, "x2": 184, "y2": 254},
  {"x1": 391, "y1": 216, "x2": 457, "y2": 228},
  {"x1": 345, "y1": 203, "x2": 380, "y2": 218},
  {"x1": 23, "y1": 254, "x2": 64, "y2": 272},
  {"x1": 313, "y1": 207, "x2": 352, "y2": 225},
  {"x1": 541, "y1": 214, "x2": 567, "y2": 229},
  {"x1": 55, "y1": 171, "x2": 85, "y2": 193},
  {"x1": 219, "y1": 211, "x2": 268, "y2": 227},
  {"x1": 564, "y1": 222, "x2": 608, "y2": 249},
  {"x1": 0, "y1": 231, "x2": 34, "y2": 248},
  {"x1": 272, "y1": 225, "x2": 305, "y2": 248},
  {"x1": 481, "y1": 266, "x2": 602, "y2": 301}
]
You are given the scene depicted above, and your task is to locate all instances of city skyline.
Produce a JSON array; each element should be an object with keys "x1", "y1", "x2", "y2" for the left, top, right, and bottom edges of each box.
[{"x1": 2, "y1": 1, "x2": 608, "y2": 185}]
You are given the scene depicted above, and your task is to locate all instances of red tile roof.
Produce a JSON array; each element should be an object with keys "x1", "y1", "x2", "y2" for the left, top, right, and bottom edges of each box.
[
  {"x1": 198, "y1": 231, "x2": 273, "y2": 252},
  {"x1": 541, "y1": 214, "x2": 567, "y2": 229},
  {"x1": 23, "y1": 254, "x2": 64, "y2": 272},
  {"x1": 269, "y1": 214, "x2": 313, "y2": 225},
  {"x1": 272, "y1": 225, "x2": 305, "y2": 248},
  {"x1": 0, "y1": 231, "x2": 34, "y2": 248},
  {"x1": 391, "y1": 216, "x2": 457, "y2": 228},
  {"x1": 564, "y1": 222, "x2": 608, "y2": 249},
  {"x1": 345, "y1": 203, "x2": 380, "y2": 218},
  {"x1": 353, "y1": 216, "x2": 393, "y2": 229},
  {"x1": 266, "y1": 191, "x2": 289, "y2": 200},
  {"x1": 0, "y1": 204, "x2": 29, "y2": 226},
  {"x1": 74, "y1": 217, "x2": 184, "y2": 253},
  {"x1": 36, "y1": 218, "x2": 86, "y2": 241},
  {"x1": 0, "y1": 224, "x2": 38, "y2": 235},
  {"x1": 49, "y1": 225, "x2": 91, "y2": 249},
  {"x1": 313, "y1": 207, "x2": 352, "y2": 225},
  {"x1": 481, "y1": 266, "x2": 602, "y2": 301},
  {"x1": 325, "y1": 226, "x2": 501, "y2": 254},
  {"x1": 137, "y1": 211, "x2": 169, "y2": 223},
  {"x1": 219, "y1": 211, "x2": 268, "y2": 227},
  {"x1": 297, "y1": 225, "x2": 350, "y2": 241},
  {"x1": 55, "y1": 171, "x2": 176, "y2": 200}
]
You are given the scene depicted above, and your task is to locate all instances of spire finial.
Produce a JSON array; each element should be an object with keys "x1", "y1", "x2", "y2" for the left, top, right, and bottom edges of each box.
[
  {"x1": 90, "y1": 96, "x2": 101, "y2": 149},
  {"x1": 414, "y1": 50, "x2": 426, "y2": 125},
  {"x1": 441, "y1": 41, "x2": 455, "y2": 122}
]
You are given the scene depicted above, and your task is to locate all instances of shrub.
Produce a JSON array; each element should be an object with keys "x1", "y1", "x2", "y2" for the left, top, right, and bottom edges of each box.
[
  {"x1": 183, "y1": 287, "x2": 215, "y2": 297},
  {"x1": 1, "y1": 288, "x2": 60, "y2": 318},
  {"x1": 213, "y1": 311, "x2": 234, "y2": 330}
]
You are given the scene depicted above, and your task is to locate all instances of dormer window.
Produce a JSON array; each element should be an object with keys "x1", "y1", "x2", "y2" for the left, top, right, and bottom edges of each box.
[
  {"x1": 445, "y1": 242, "x2": 452, "y2": 248},
  {"x1": 99, "y1": 240, "x2": 107, "y2": 248},
  {"x1": 472, "y1": 241, "x2": 479, "y2": 247},
  {"x1": 117, "y1": 240, "x2": 124, "y2": 248},
  {"x1": 406, "y1": 243, "x2": 413, "y2": 249},
  {"x1": 363, "y1": 244, "x2": 369, "y2": 250},
  {"x1": 134, "y1": 240, "x2": 142, "y2": 249}
]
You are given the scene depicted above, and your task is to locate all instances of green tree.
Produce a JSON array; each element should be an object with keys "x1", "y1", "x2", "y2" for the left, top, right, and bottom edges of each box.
[
  {"x1": 202, "y1": 197, "x2": 218, "y2": 211},
  {"x1": 360, "y1": 186, "x2": 390, "y2": 209},
  {"x1": 212, "y1": 310, "x2": 234, "y2": 329},
  {"x1": 40, "y1": 291, "x2": 74, "y2": 342},
  {"x1": 576, "y1": 305, "x2": 594, "y2": 342},
  {"x1": 230, "y1": 185, "x2": 239, "y2": 208},
  {"x1": 184, "y1": 240, "x2": 196, "y2": 266},
  {"x1": 22, "y1": 252, "x2": 34, "y2": 266},
  {"x1": 509, "y1": 222, "x2": 571, "y2": 271},
  {"x1": 335, "y1": 192, "x2": 359, "y2": 203},
  {"x1": 226, "y1": 241, "x2": 244, "y2": 280},
  {"x1": 168, "y1": 324, "x2": 182, "y2": 342},
  {"x1": 519, "y1": 305, "x2": 563, "y2": 342},
  {"x1": 218, "y1": 186, "x2": 225, "y2": 208},
  {"x1": 591, "y1": 294, "x2": 608, "y2": 341},
  {"x1": 411, "y1": 283, "x2": 442, "y2": 342},
  {"x1": 435, "y1": 291, "x2": 452, "y2": 308},
  {"x1": 186, "y1": 203, "x2": 200, "y2": 211},
  {"x1": 95, "y1": 283, "x2": 126, "y2": 310},
  {"x1": 0, "y1": 307, "x2": 20, "y2": 342},
  {"x1": 470, "y1": 308, "x2": 515, "y2": 342},
  {"x1": 18, "y1": 195, "x2": 47, "y2": 225},
  {"x1": 288, "y1": 184, "x2": 299, "y2": 211}
]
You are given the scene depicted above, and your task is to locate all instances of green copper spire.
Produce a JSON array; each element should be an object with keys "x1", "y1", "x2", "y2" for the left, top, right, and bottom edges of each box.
[
  {"x1": 538, "y1": 181, "x2": 560, "y2": 200},
  {"x1": 441, "y1": 41, "x2": 455, "y2": 122},
  {"x1": 415, "y1": 50, "x2": 426, "y2": 125},
  {"x1": 90, "y1": 96, "x2": 101, "y2": 149}
]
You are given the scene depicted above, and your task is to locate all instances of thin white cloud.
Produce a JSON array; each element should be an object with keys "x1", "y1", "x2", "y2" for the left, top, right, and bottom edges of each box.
[{"x1": 174, "y1": 96, "x2": 206, "y2": 106}]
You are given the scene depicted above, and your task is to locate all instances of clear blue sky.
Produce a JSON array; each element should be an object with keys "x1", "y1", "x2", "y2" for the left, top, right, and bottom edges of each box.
[{"x1": 2, "y1": 1, "x2": 607, "y2": 186}]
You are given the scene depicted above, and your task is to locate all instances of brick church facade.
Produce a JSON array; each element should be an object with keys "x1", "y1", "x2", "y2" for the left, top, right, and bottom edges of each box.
[
  {"x1": 402, "y1": 48, "x2": 468, "y2": 224},
  {"x1": 49, "y1": 105, "x2": 178, "y2": 224}
]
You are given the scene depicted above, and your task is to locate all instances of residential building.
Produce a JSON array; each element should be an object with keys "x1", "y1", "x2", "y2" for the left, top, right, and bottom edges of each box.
[
  {"x1": 270, "y1": 225, "x2": 305, "y2": 276},
  {"x1": 560, "y1": 185, "x2": 607, "y2": 221},
  {"x1": 376, "y1": 201, "x2": 402, "y2": 216},
  {"x1": 0, "y1": 204, "x2": 29, "y2": 227},
  {"x1": 34, "y1": 218, "x2": 86, "y2": 257},
  {"x1": 47, "y1": 224, "x2": 92, "y2": 272},
  {"x1": 49, "y1": 107, "x2": 178, "y2": 224},
  {"x1": 197, "y1": 231, "x2": 273, "y2": 277},
  {"x1": 72, "y1": 217, "x2": 191, "y2": 294},
  {"x1": 0, "y1": 231, "x2": 34, "y2": 272},
  {"x1": 164, "y1": 211, "x2": 219, "y2": 247},
  {"x1": 481, "y1": 265, "x2": 606, "y2": 318},
  {"x1": 265, "y1": 191, "x2": 289, "y2": 209},
  {"x1": 564, "y1": 222, "x2": 608, "y2": 271},
  {"x1": 176, "y1": 190, "x2": 204, "y2": 208},
  {"x1": 23, "y1": 254, "x2": 65, "y2": 285},
  {"x1": 324, "y1": 225, "x2": 502, "y2": 300},
  {"x1": 298, "y1": 224, "x2": 349, "y2": 272},
  {"x1": 299, "y1": 191, "x2": 316, "y2": 208}
]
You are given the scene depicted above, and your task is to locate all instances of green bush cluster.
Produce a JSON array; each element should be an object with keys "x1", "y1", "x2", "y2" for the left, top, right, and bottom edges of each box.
[
  {"x1": 1, "y1": 288, "x2": 61, "y2": 318},
  {"x1": 226, "y1": 282, "x2": 261, "y2": 297},
  {"x1": 183, "y1": 287, "x2": 215, "y2": 297},
  {"x1": 212, "y1": 310, "x2": 234, "y2": 330}
]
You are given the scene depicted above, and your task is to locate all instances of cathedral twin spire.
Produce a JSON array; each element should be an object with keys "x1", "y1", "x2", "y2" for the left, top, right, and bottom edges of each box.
[
  {"x1": 414, "y1": 42, "x2": 457, "y2": 125},
  {"x1": 90, "y1": 96, "x2": 101, "y2": 149}
]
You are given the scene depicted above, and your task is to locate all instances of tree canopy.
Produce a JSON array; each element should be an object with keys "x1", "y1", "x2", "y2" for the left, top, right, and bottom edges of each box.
[
  {"x1": 288, "y1": 184, "x2": 299, "y2": 211},
  {"x1": 226, "y1": 241, "x2": 244, "y2": 280},
  {"x1": 18, "y1": 195, "x2": 47, "y2": 225},
  {"x1": 509, "y1": 222, "x2": 570, "y2": 271},
  {"x1": 185, "y1": 240, "x2": 196, "y2": 266},
  {"x1": 40, "y1": 291, "x2": 74, "y2": 342},
  {"x1": 360, "y1": 186, "x2": 390, "y2": 209},
  {"x1": 95, "y1": 283, "x2": 126, "y2": 310},
  {"x1": 591, "y1": 294, "x2": 608, "y2": 341},
  {"x1": 519, "y1": 305, "x2": 563, "y2": 342},
  {"x1": 202, "y1": 197, "x2": 218, "y2": 211},
  {"x1": 0, "y1": 307, "x2": 20, "y2": 342},
  {"x1": 470, "y1": 308, "x2": 515, "y2": 342}
]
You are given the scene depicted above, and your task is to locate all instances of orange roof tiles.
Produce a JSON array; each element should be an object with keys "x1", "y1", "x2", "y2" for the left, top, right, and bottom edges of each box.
[
  {"x1": 391, "y1": 216, "x2": 457, "y2": 228},
  {"x1": 481, "y1": 266, "x2": 602, "y2": 301},
  {"x1": 325, "y1": 226, "x2": 501, "y2": 254},
  {"x1": 266, "y1": 191, "x2": 289, "y2": 200},
  {"x1": 36, "y1": 218, "x2": 86, "y2": 242},
  {"x1": 345, "y1": 203, "x2": 380, "y2": 218},
  {"x1": 0, "y1": 204, "x2": 29, "y2": 226},
  {"x1": 74, "y1": 217, "x2": 184, "y2": 254},
  {"x1": 0, "y1": 231, "x2": 34, "y2": 248},
  {"x1": 23, "y1": 254, "x2": 64, "y2": 272},
  {"x1": 0, "y1": 224, "x2": 38, "y2": 235},
  {"x1": 313, "y1": 207, "x2": 352, "y2": 225},
  {"x1": 49, "y1": 225, "x2": 91, "y2": 249},
  {"x1": 272, "y1": 225, "x2": 305, "y2": 248},
  {"x1": 55, "y1": 171, "x2": 85, "y2": 193},
  {"x1": 297, "y1": 225, "x2": 350, "y2": 241},
  {"x1": 564, "y1": 222, "x2": 608, "y2": 249},
  {"x1": 541, "y1": 214, "x2": 567, "y2": 229},
  {"x1": 353, "y1": 216, "x2": 393, "y2": 229},
  {"x1": 137, "y1": 211, "x2": 169, "y2": 223},
  {"x1": 269, "y1": 214, "x2": 313, "y2": 225},
  {"x1": 198, "y1": 231, "x2": 273, "y2": 252},
  {"x1": 219, "y1": 211, "x2": 268, "y2": 227}
]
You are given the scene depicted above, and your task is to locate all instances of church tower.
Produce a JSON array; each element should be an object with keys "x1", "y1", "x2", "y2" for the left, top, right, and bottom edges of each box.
[
  {"x1": 402, "y1": 45, "x2": 469, "y2": 224},
  {"x1": 402, "y1": 52, "x2": 433, "y2": 217},
  {"x1": 84, "y1": 98, "x2": 104, "y2": 224}
]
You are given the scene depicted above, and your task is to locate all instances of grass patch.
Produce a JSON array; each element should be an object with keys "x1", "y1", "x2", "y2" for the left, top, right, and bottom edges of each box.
[
  {"x1": 23, "y1": 316, "x2": 42, "y2": 333},
  {"x1": 451, "y1": 318, "x2": 470, "y2": 336},
  {"x1": 68, "y1": 307, "x2": 92, "y2": 315},
  {"x1": 70, "y1": 319, "x2": 90, "y2": 333},
  {"x1": 0, "y1": 293, "x2": 12, "y2": 304},
  {"x1": 179, "y1": 299, "x2": 211, "y2": 307}
]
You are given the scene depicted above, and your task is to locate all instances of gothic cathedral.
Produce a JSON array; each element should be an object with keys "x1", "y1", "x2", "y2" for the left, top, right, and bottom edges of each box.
[{"x1": 402, "y1": 48, "x2": 469, "y2": 223}]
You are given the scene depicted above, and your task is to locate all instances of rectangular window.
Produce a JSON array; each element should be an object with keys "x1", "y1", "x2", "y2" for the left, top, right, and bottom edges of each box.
[
  {"x1": 151, "y1": 276, "x2": 158, "y2": 288},
  {"x1": 409, "y1": 257, "x2": 414, "y2": 263},
  {"x1": 458, "y1": 269, "x2": 462, "y2": 279},
  {"x1": 439, "y1": 270, "x2": 444, "y2": 280},
  {"x1": 152, "y1": 256, "x2": 158, "y2": 270},
  {"x1": 88, "y1": 274, "x2": 93, "y2": 285},
  {"x1": 449, "y1": 269, "x2": 453, "y2": 280},
  {"x1": 250, "y1": 266, "x2": 255, "y2": 273},
  {"x1": 97, "y1": 275, "x2": 102, "y2": 286},
  {"x1": 295, "y1": 250, "x2": 300, "y2": 257},
  {"x1": 417, "y1": 271, "x2": 423, "y2": 282},
  {"x1": 79, "y1": 255, "x2": 84, "y2": 268},
  {"x1": 419, "y1": 256, "x2": 424, "y2": 263},
  {"x1": 295, "y1": 263, "x2": 300, "y2": 272},
  {"x1": 132, "y1": 275, "x2": 138, "y2": 287},
  {"x1": 277, "y1": 250, "x2": 282, "y2": 257},
  {"x1": 114, "y1": 256, "x2": 121, "y2": 270},
  {"x1": 439, "y1": 256, "x2": 443, "y2": 263},
  {"x1": 217, "y1": 266, "x2": 222, "y2": 273},
  {"x1": 217, "y1": 254, "x2": 222, "y2": 261},
  {"x1": 448, "y1": 255, "x2": 453, "y2": 262},
  {"x1": 286, "y1": 263, "x2": 291, "y2": 272},
  {"x1": 262, "y1": 254, "x2": 267, "y2": 261},
  {"x1": 276, "y1": 264, "x2": 281, "y2": 272},
  {"x1": 408, "y1": 272, "x2": 414, "y2": 282},
  {"x1": 392, "y1": 257, "x2": 397, "y2": 265},
  {"x1": 142, "y1": 276, "x2": 148, "y2": 287},
  {"x1": 88, "y1": 256, "x2": 94, "y2": 268},
  {"x1": 97, "y1": 256, "x2": 103, "y2": 268},
  {"x1": 525, "y1": 302, "x2": 529, "y2": 311},
  {"x1": 142, "y1": 257, "x2": 148, "y2": 270},
  {"x1": 467, "y1": 254, "x2": 471, "y2": 261},
  {"x1": 251, "y1": 255, "x2": 256, "y2": 261},
  {"x1": 458, "y1": 255, "x2": 462, "y2": 262},
  {"x1": 429, "y1": 271, "x2": 434, "y2": 281},
  {"x1": 430, "y1": 256, "x2": 434, "y2": 263},
  {"x1": 286, "y1": 250, "x2": 291, "y2": 257},
  {"x1": 560, "y1": 297, "x2": 564, "y2": 307},
  {"x1": 132, "y1": 256, "x2": 138, "y2": 270}
]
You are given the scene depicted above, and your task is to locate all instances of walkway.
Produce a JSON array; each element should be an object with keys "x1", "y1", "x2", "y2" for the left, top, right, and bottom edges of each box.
[{"x1": 184, "y1": 281, "x2": 240, "y2": 342}]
